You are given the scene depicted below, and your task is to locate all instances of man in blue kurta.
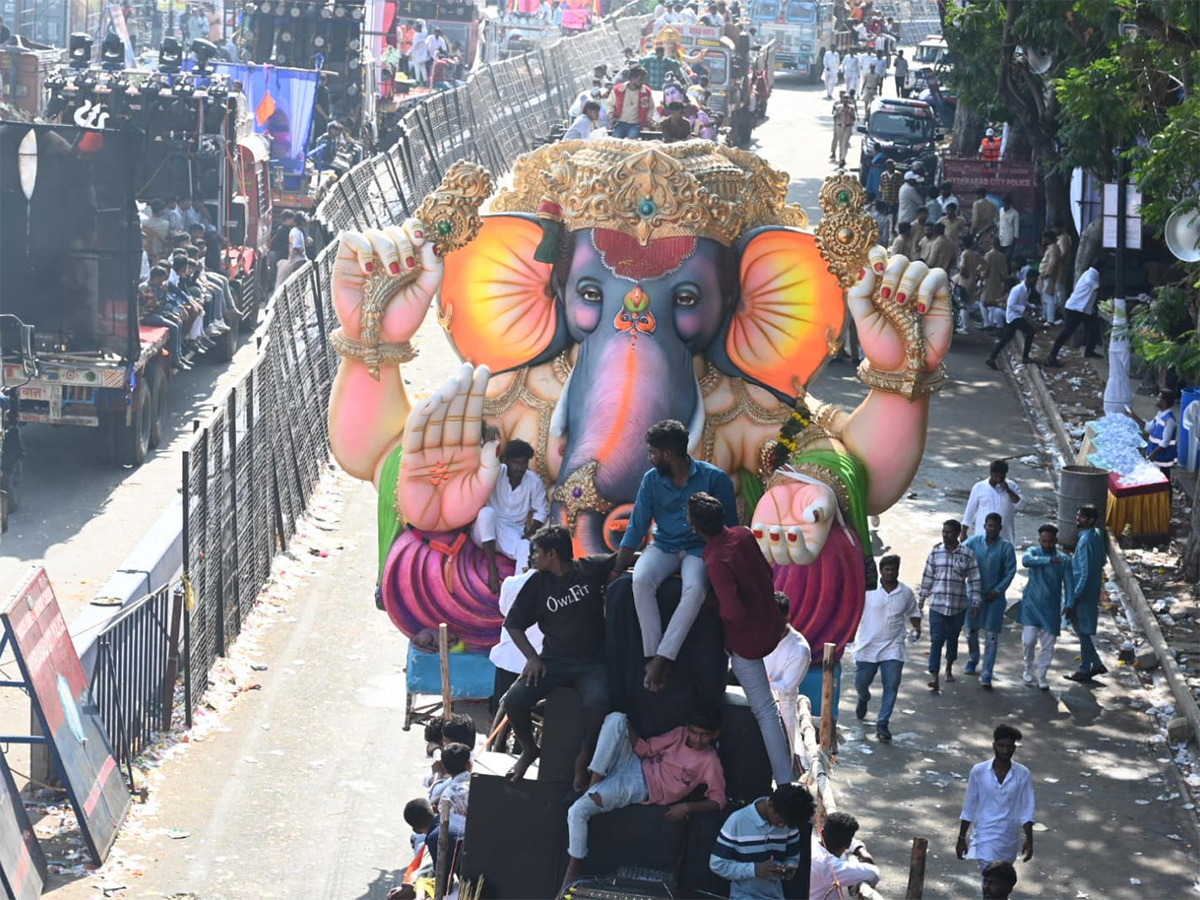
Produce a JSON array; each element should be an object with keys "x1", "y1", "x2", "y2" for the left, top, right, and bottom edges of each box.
[
  {"x1": 964, "y1": 513, "x2": 1017, "y2": 690},
  {"x1": 1064, "y1": 506, "x2": 1107, "y2": 683},
  {"x1": 1018, "y1": 524, "x2": 1074, "y2": 690}
]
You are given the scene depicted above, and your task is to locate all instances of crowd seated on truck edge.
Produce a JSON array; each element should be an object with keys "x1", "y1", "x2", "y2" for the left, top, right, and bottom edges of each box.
[{"x1": 323, "y1": 121, "x2": 952, "y2": 895}]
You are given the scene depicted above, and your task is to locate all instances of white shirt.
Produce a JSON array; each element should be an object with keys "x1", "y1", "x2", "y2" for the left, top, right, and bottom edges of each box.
[
  {"x1": 842, "y1": 54, "x2": 860, "y2": 78},
  {"x1": 763, "y1": 626, "x2": 811, "y2": 751},
  {"x1": 962, "y1": 478, "x2": 1024, "y2": 545},
  {"x1": 489, "y1": 569, "x2": 543, "y2": 673},
  {"x1": 409, "y1": 32, "x2": 430, "y2": 62},
  {"x1": 871, "y1": 56, "x2": 888, "y2": 77},
  {"x1": 289, "y1": 226, "x2": 306, "y2": 253},
  {"x1": 809, "y1": 836, "x2": 880, "y2": 900},
  {"x1": 961, "y1": 760, "x2": 1036, "y2": 864},
  {"x1": 852, "y1": 582, "x2": 920, "y2": 663},
  {"x1": 997, "y1": 206, "x2": 1019, "y2": 247},
  {"x1": 563, "y1": 114, "x2": 597, "y2": 141},
  {"x1": 1004, "y1": 282, "x2": 1032, "y2": 323},
  {"x1": 1065, "y1": 266, "x2": 1100, "y2": 315},
  {"x1": 822, "y1": 50, "x2": 840, "y2": 73},
  {"x1": 940, "y1": 192, "x2": 959, "y2": 211},
  {"x1": 486, "y1": 465, "x2": 549, "y2": 531}
]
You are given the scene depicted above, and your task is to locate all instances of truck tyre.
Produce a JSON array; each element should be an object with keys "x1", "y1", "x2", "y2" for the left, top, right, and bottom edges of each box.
[
  {"x1": 115, "y1": 380, "x2": 152, "y2": 466},
  {"x1": 148, "y1": 364, "x2": 168, "y2": 449}
]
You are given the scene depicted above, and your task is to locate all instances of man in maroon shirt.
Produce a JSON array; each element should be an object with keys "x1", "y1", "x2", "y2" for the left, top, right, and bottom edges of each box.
[{"x1": 688, "y1": 493, "x2": 795, "y2": 786}]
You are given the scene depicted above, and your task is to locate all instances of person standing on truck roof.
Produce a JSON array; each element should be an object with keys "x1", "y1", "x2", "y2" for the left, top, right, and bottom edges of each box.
[
  {"x1": 822, "y1": 47, "x2": 841, "y2": 99},
  {"x1": 408, "y1": 20, "x2": 429, "y2": 84}
]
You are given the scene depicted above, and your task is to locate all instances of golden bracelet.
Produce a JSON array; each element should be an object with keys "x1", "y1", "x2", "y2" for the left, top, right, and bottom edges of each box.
[
  {"x1": 329, "y1": 326, "x2": 417, "y2": 379},
  {"x1": 856, "y1": 360, "x2": 947, "y2": 400}
]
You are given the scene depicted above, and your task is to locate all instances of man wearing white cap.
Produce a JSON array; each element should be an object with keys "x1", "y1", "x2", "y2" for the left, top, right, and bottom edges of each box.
[
  {"x1": 897, "y1": 172, "x2": 925, "y2": 234},
  {"x1": 979, "y1": 127, "x2": 1002, "y2": 162}
]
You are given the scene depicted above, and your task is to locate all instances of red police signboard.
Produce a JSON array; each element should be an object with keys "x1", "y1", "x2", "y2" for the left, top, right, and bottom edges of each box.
[
  {"x1": 0, "y1": 750, "x2": 46, "y2": 900},
  {"x1": 0, "y1": 567, "x2": 130, "y2": 865}
]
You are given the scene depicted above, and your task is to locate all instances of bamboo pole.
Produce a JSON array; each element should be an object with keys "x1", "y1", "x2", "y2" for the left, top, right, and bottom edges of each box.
[
  {"x1": 434, "y1": 795, "x2": 452, "y2": 900},
  {"x1": 905, "y1": 837, "x2": 928, "y2": 899},
  {"x1": 819, "y1": 642, "x2": 837, "y2": 754},
  {"x1": 439, "y1": 622, "x2": 452, "y2": 718}
]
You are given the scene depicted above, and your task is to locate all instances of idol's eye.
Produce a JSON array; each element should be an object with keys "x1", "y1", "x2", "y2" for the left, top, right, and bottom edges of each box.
[
  {"x1": 674, "y1": 285, "x2": 700, "y2": 307},
  {"x1": 577, "y1": 281, "x2": 603, "y2": 304}
]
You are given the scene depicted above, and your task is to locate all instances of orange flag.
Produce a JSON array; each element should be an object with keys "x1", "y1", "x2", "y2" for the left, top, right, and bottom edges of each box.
[{"x1": 256, "y1": 90, "x2": 276, "y2": 127}]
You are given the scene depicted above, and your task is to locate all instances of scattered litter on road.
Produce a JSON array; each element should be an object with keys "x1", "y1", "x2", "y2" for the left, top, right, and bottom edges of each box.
[{"x1": 166, "y1": 829, "x2": 189, "y2": 840}]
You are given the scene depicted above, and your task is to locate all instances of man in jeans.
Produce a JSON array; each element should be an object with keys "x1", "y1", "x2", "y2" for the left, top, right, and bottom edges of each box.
[
  {"x1": 963, "y1": 513, "x2": 1017, "y2": 689},
  {"x1": 609, "y1": 66, "x2": 652, "y2": 139},
  {"x1": 563, "y1": 708, "x2": 726, "y2": 894},
  {"x1": 688, "y1": 492, "x2": 794, "y2": 785},
  {"x1": 852, "y1": 554, "x2": 921, "y2": 742},
  {"x1": 502, "y1": 525, "x2": 615, "y2": 789},
  {"x1": 919, "y1": 519, "x2": 982, "y2": 692}
]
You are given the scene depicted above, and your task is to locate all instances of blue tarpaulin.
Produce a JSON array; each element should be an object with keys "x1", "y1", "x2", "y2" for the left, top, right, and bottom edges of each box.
[{"x1": 213, "y1": 62, "x2": 319, "y2": 175}]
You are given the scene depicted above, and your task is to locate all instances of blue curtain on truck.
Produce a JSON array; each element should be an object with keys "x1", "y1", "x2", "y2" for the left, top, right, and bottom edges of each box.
[{"x1": 213, "y1": 63, "x2": 319, "y2": 175}]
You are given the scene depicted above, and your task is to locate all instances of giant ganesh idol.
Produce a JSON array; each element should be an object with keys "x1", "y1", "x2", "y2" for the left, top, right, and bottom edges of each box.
[{"x1": 327, "y1": 140, "x2": 952, "y2": 660}]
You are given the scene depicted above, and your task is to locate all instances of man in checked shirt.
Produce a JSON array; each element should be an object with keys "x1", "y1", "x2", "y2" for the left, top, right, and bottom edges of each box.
[{"x1": 919, "y1": 519, "x2": 982, "y2": 692}]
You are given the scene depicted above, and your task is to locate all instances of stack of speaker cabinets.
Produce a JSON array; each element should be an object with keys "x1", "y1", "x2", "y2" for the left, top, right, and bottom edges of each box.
[{"x1": 463, "y1": 574, "x2": 813, "y2": 899}]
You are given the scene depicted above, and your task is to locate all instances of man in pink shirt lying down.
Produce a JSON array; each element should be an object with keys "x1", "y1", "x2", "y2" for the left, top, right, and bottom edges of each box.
[{"x1": 561, "y1": 707, "x2": 727, "y2": 893}]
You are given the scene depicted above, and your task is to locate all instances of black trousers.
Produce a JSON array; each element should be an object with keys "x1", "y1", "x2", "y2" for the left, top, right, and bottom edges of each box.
[
  {"x1": 989, "y1": 317, "x2": 1035, "y2": 360},
  {"x1": 1050, "y1": 309, "x2": 1101, "y2": 359}
]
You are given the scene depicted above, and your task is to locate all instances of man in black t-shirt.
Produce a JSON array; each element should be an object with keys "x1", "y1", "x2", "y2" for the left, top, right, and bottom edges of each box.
[{"x1": 502, "y1": 525, "x2": 614, "y2": 791}]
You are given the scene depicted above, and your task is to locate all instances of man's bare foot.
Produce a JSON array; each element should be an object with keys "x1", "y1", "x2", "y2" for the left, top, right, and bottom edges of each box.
[
  {"x1": 506, "y1": 746, "x2": 540, "y2": 781},
  {"x1": 643, "y1": 656, "x2": 673, "y2": 692}
]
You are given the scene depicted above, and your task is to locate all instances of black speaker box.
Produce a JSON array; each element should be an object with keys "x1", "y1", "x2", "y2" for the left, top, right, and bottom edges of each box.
[
  {"x1": 582, "y1": 803, "x2": 688, "y2": 880},
  {"x1": 715, "y1": 691, "x2": 772, "y2": 806},
  {"x1": 462, "y1": 774, "x2": 572, "y2": 900},
  {"x1": 604, "y1": 573, "x2": 728, "y2": 739}
]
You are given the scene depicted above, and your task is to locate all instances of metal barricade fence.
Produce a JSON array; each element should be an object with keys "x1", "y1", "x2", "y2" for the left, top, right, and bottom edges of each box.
[
  {"x1": 180, "y1": 9, "x2": 652, "y2": 724},
  {"x1": 90, "y1": 583, "x2": 184, "y2": 781}
]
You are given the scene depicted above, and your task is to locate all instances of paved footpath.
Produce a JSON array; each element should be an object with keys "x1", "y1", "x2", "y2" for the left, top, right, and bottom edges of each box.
[{"x1": 44, "y1": 76, "x2": 1200, "y2": 899}]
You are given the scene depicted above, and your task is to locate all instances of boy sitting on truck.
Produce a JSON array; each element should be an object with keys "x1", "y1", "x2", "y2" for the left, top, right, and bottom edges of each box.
[{"x1": 562, "y1": 708, "x2": 726, "y2": 894}]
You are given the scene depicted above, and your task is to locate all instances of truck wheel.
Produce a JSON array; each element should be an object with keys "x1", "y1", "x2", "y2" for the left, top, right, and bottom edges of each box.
[
  {"x1": 214, "y1": 315, "x2": 240, "y2": 363},
  {"x1": 148, "y1": 364, "x2": 168, "y2": 449},
  {"x1": 1, "y1": 460, "x2": 22, "y2": 514},
  {"x1": 115, "y1": 381, "x2": 152, "y2": 466}
]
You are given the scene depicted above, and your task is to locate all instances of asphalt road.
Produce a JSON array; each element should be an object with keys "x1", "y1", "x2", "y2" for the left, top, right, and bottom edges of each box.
[{"x1": 39, "y1": 73, "x2": 1200, "y2": 899}]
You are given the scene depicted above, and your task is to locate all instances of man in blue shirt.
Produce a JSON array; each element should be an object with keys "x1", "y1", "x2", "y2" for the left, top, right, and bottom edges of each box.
[
  {"x1": 963, "y1": 512, "x2": 1017, "y2": 689},
  {"x1": 1064, "y1": 505, "x2": 1107, "y2": 682},
  {"x1": 610, "y1": 420, "x2": 738, "y2": 692}
]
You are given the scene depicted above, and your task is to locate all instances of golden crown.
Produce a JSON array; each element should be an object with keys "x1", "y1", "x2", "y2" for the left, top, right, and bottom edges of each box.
[{"x1": 491, "y1": 138, "x2": 809, "y2": 247}]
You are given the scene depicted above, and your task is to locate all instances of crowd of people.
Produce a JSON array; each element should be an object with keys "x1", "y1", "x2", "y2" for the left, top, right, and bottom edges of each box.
[
  {"x1": 381, "y1": 415, "x2": 1061, "y2": 898},
  {"x1": 380, "y1": 20, "x2": 469, "y2": 94},
  {"x1": 138, "y1": 196, "x2": 238, "y2": 370}
]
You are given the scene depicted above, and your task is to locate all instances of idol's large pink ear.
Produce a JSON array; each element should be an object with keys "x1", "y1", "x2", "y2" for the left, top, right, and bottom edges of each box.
[
  {"x1": 722, "y1": 227, "x2": 846, "y2": 397},
  {"x1": 440, "y1": 214, "x2": 559, "y2": 371}
]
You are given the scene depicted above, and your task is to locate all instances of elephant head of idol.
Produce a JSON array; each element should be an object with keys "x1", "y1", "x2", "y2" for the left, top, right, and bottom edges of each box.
[{"x1": 437, "y1": 139, "x2": 850, "y2": 548}]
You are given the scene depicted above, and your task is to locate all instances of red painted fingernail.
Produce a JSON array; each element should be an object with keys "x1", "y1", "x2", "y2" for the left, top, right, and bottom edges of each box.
[
  {"x1": 414, "y1": 230, "x2": 424, "y2": 240},
  {"x1": 770, "y1": 532, "x2": 780, "y2": 542},
  {"x1": 389, "y1": 262, "x2": 401, "y2": 275},
  {"x1": 896, "y1": 292, "x2": 907, "y2": 304},
  {"x1": 406, "y1": 256, "x2": 416, "y2": 269},
  {"x1": 874, "y1": 262, "x2": 885, "y2": 273},
  {"x1": 787, "y1": 532, "x2": 798, "y2": 542},
  {"x1": 495, "y1": 446, "x2": 501, "y2": 458},
  {"x1": 433, "y1": 245, "x2": 442, "y2": 257},
  {"x1": 881, "y1": 287, "x2": 891, "y2": 299},
  {"x1": 859, "y1": 268, "x2": 866, "y2": 280},
  {"x1": 753, "y1": 529, "x2": 764, "y2": 539},
  {"x1": 917, "y1": 303, "x2": 927, "y2": 313},
  {"x1": 365, "y1": 261, "x2": 374, "y2": 272}
]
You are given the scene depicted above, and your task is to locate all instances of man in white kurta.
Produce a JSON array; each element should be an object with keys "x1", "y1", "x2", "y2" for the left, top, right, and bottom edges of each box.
[
  {"x1": 471, "y1": 440, "x2": 549, "y2": 594},
  {"x1": 822, "y1": 48, "x2": 841, "y2": 99},
  {"x1": 960, "y1": 459, "x2": 1025, "y2": 546},
  {"x1": 842, "y1": 50, "x2": 862, "y2": 97},
  {"x1": 762, "y1": 592, "x2": 811, "y2": 756},
  {"x1": 958, "y1": 722, "x2": 1035, "y2": 884}
]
